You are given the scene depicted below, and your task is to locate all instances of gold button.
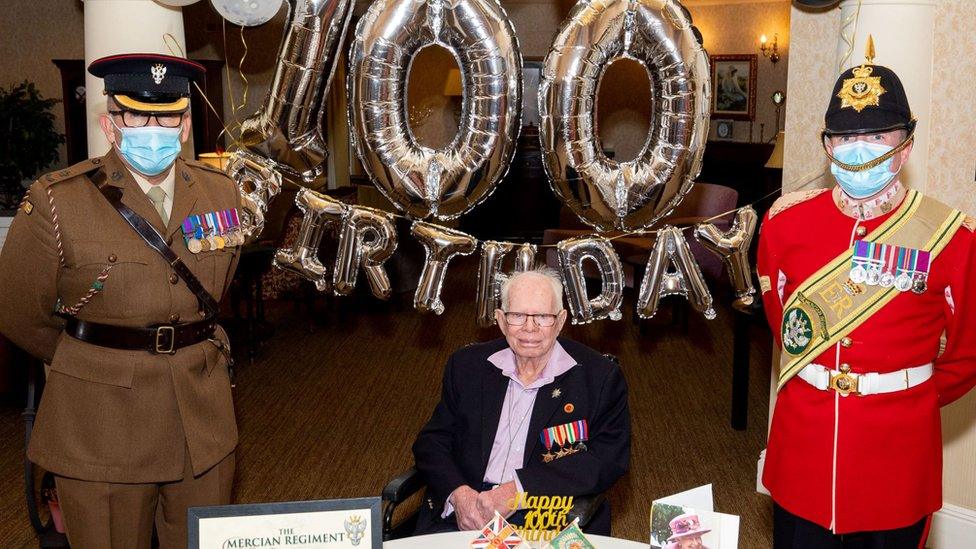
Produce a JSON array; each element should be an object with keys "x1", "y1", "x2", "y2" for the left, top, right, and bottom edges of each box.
[
  {"x1": 108, "y1": 254, "x2": 117, "y2": 263},
  {"x1": 856, "y1": 226, "x2": 867, "y2": 237},
  {"x1": 169, "y1": 273, "x2": 179, "y2": 285},
  {"x1": 841, "y1": 337, "x2": 853, "y2": 348},
  {"x1": 168, "y1": 313, "x2": 180, "y2": 323}
]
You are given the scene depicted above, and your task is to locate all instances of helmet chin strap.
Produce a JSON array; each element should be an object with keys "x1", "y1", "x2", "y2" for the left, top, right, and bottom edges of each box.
[{"x1": 822, "y1": 126, "x2": 915, "y2": 172}]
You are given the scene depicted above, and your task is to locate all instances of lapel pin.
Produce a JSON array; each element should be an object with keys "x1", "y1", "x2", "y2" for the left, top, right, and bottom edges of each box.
[
  {"x1": 551, "y1": 388, "x2": 561, "y2": 399},
  {"x1": 563, "y1": 403, "x2": 574, "y2": 414}
]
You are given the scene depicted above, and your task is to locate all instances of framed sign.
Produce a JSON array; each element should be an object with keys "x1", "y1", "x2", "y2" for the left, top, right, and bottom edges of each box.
[
  {"x1": 710, "y1": 54, "x2": 757, "y2": 121},
  {"x1": 188, "y1": 497, "x2": 381, "y2": 549}
]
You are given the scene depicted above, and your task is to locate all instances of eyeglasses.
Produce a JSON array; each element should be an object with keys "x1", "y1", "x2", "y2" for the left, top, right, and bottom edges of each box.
[
  {"x1": 109, "y1": 110, "x2": 185, "y2": 128},
  {"x1": 503, "y1": 311, "x2": 558, "y2": 327}
]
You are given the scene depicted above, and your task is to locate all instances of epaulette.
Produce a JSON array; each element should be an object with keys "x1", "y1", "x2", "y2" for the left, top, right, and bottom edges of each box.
[
  {"x1": 185, "y1": 159, "x2": 231, "y2": 177},
  {"x1": 768, "y1": 188, "x2": 830, "y2": 219},
  {"x1": 962, "y1": 216, "x2": 976, "y2": 232},
  {"x1": 39, "y1": 157, "x2": 103, "y2": 186}
]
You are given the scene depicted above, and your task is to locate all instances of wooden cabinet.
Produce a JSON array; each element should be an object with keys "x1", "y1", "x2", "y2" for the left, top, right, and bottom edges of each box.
[
  {"x1": 460, "y1": 125, "x2": 563, "y2": 242},
  {"x1": 697, "y1": 140, "x2": 780, "y2": 218}
]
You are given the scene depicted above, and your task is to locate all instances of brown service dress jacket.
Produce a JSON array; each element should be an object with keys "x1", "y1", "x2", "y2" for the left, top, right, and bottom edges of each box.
[{"x1": 0, "y1": 150, "x2": 241, "y2": 483}]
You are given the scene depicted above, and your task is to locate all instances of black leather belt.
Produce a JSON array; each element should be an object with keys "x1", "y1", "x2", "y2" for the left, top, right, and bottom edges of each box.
[{"x1": 64, "y1": 317, "x2": 216, "y2": 354}]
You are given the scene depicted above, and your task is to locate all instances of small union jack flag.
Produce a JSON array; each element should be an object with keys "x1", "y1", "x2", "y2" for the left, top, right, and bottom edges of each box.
[{"x1": 469, "y1": 512, "x2": 523, "y2": 549}]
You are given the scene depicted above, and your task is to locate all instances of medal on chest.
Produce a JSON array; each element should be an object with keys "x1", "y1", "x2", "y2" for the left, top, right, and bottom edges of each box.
[
  {"x1": 181, "y1": 208, "x2": 243, "y2": 253},
  {"x1": 850, "y1": 239, "x2": 930, "y2": 293}
]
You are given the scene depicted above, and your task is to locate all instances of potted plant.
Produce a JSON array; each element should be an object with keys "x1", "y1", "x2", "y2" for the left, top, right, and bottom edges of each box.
[{"x1": 0, "y1": 80, "x2": 65, "y2": 212}]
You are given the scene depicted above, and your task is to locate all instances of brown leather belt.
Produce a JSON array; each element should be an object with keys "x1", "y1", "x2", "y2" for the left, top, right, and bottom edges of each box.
[{"x1": 64, "y1": 317, "x2": 216, "y2": 354}]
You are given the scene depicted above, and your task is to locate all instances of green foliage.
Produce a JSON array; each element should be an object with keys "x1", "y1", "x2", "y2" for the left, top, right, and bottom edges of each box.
[
  {"x1": 0, "y1": 80, "x2": 64, "y2": 209},
  {"x1": 651, "y1": 503, "x2": 687, "y2": 546}
]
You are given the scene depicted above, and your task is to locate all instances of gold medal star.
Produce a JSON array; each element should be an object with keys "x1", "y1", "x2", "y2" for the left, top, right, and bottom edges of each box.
[{"x1": 551, "y1": 388, "x2": 561, "y2": 399}]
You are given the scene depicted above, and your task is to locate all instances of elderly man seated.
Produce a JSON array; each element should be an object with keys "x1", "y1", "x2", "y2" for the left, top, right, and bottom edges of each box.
[{"x1": 412, "y1": 268, "x2": 631, "y2": 535}]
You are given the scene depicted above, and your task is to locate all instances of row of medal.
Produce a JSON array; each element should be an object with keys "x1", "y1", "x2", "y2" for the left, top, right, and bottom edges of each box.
[
  {"x1": 849, "y1": 240, "x2": 930, "y2": 294},
  {"x1": 180, "y1": 208, "x2": 244, "y2": 254}
]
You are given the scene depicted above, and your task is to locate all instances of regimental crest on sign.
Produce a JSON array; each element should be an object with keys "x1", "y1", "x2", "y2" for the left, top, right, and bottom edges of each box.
[
  {"x1": 151, "y1": 63, "x2": 167, "y2": 85},
  {"x1": 837, "y1": 65, "x2": 885, "y2": 112},
  {"x1": 781, "y1": 307, "x2": 813, "y2": 356},
  {"x1": 344, "y1": 515, "x2": 367, "y2": 546}
]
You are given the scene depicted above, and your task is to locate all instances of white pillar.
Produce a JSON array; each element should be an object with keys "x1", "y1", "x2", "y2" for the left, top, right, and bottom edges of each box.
[
  {"x1": 836, "y1": 0, "x2": 937, "y2": 190},
  {"x1": 82, "y1": 0, "x2": 189, "y2": 156}
]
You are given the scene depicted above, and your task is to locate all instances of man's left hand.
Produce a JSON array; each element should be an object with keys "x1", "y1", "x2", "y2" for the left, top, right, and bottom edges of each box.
[{"x1": 477, "y1": 482, "x2": 518, "y2": 519}]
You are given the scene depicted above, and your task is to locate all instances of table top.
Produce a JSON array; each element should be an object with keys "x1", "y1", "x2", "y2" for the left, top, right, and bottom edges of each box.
[{"x1": 384, "y1": 530, "x2": 646, "y2": 548}]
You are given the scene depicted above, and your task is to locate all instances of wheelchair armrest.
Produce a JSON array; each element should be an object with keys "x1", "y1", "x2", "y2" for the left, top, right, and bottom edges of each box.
[
  {"x1": 382, "y1": 467, "x2": 427, "y2": 540},
  {"x1": 382, "y1": 467, "x2": 426, "y2": 505},
  {"x1": 565, "y1": 492, "x2": 607, "y2": 529}
]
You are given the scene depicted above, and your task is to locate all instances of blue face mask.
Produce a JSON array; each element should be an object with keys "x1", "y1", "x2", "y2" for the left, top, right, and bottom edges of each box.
[
  {"x1": 829, "y1": 140, "x2": 899, "y2": 199},
  {"x1": 112, "y1": 121, "x2": 182, "y2": 176}
]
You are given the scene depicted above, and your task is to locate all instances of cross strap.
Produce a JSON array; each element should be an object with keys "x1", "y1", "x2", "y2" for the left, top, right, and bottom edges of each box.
[{"x1": 93, "y1": 171, "x2": 220, "y2": 319}]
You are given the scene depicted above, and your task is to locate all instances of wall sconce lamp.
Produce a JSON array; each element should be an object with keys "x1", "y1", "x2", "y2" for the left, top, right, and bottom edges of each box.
[{"x1": 760, "y1": 33, "x2": 780, "y2": 64}]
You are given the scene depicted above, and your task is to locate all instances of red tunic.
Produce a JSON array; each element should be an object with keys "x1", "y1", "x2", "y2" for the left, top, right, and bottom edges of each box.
[{"x1": 757, "y1": 188, "x2": 976, "y2": 534}]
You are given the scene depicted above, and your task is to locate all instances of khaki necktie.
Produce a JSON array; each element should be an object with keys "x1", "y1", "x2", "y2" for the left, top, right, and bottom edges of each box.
[{"x1": 146, "y1": 186, "x2": 169, "y2": 226}]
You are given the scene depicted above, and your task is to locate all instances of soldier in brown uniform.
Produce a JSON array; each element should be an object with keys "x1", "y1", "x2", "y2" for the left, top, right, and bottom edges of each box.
[{"x1": 0, "y1": 54, "x2": 241, "y2": 547}]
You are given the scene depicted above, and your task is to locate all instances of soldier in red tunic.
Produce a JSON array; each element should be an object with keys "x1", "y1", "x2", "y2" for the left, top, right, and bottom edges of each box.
[{"x1": 757, "y1": 42, "x2": 976, "y2": 547}]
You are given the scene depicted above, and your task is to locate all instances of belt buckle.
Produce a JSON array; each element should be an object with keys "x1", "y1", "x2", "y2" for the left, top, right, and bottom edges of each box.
[
  {"x1": 829, "y1": 364, "x2": 860, "y2": 397},
  {"x1": 155, "y1": 325, "x2": 176, "y2": 354}
]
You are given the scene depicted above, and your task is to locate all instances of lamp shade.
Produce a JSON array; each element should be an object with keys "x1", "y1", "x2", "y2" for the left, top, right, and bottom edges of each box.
[
  {"x1": 443, "y1": 68, "x2": 463, "y2": 97},
  {"x1": 765, "y1": 131, "x2": 785, "y2": 169},
  {"x1": 197, "y1": 152, "x2": 232, "y2": 171}
]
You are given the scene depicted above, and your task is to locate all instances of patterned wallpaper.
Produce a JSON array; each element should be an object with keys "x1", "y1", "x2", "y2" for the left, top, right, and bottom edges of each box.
[
  {"x1": 0, "y1": 0, "x2": 85, "y2": 172},
  {"x1": 930, "y1": 0, "x2": 976, "y2": 513},
  {"x1": 689, "y1": 0, "x2": 792, "y2": 144},
  {"x1": 927, "y1": 1, "x2": 976, "y2": 215},
  {"x1": 780, "y1": 6, "x2": 838, "y2": 193}
]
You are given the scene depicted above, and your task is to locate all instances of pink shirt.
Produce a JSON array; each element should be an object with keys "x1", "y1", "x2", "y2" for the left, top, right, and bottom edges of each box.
[{"x1": 443, "y1": 341, "x2": 577, "y2": 517}]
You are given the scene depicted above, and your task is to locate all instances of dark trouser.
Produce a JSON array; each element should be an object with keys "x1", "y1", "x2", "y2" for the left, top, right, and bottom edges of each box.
[
  {"x1": 773, "y1": 503, "x2": 931, "y2": 549},
  {"x1": 55, "y1": 451, "x2": 235, "y2": 549}
]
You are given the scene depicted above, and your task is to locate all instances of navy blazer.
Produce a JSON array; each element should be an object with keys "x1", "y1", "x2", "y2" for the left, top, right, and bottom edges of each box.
[{"x1": 412, "y1": 336, "x2": 631, "y2": 518}]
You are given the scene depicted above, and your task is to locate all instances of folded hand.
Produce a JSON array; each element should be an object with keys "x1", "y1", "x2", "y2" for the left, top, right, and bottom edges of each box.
[
  {"x1": 453, "y1": 486, "x2": 490, "y2": 531},
  {"x1": 476, "y1": 482, "x2": 517, "y2": 520}
]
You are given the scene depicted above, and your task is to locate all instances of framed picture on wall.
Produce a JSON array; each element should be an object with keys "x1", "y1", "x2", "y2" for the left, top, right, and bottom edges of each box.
[
  {"x1": 714, "y1": 119, "x2": 734, "y2": 141},
  {"x1": 710, "y1": 54, "x2": 757, "y2": 121}
]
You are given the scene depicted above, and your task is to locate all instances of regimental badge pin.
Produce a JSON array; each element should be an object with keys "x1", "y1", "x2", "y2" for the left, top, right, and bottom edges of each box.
[
  {"x1": 837, "y1": 64, "x2": 885, "y2": 112},
  {"x1": 151, "y1": 63, "x2": 166, "y2": 85}
]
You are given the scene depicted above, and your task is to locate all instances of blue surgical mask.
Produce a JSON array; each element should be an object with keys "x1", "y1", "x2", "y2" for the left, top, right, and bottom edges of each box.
[
  {"x1": 829, "y1": 140, "x2": 899, "y2": 199},
  {"x1": 112, "y1": 120, "x2": 182, "y2": 176}
]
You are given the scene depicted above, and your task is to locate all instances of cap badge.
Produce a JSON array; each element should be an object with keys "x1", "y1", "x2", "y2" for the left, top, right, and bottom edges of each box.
[
  {"x1": 151, "y1": 64, "x2": 167, "y2": 85},
  {"x1": 837, "y1": 64, "x2": 886, "y2": 113}
]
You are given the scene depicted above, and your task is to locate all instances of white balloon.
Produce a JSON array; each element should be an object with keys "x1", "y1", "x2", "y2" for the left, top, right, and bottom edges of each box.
[{"x1": 210, "y1": 0, "x2": 283, "y2": 26}]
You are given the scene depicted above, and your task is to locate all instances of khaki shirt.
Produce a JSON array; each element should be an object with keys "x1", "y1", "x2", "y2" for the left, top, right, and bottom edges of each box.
[{"x1": 0, "y1": 150, "x2": 241, "y2": 483}]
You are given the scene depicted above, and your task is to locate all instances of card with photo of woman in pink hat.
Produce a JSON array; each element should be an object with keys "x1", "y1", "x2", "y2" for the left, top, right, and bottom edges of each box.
[{"x1": 650, "y1": 502, "x2": 739, "y2": 549}]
